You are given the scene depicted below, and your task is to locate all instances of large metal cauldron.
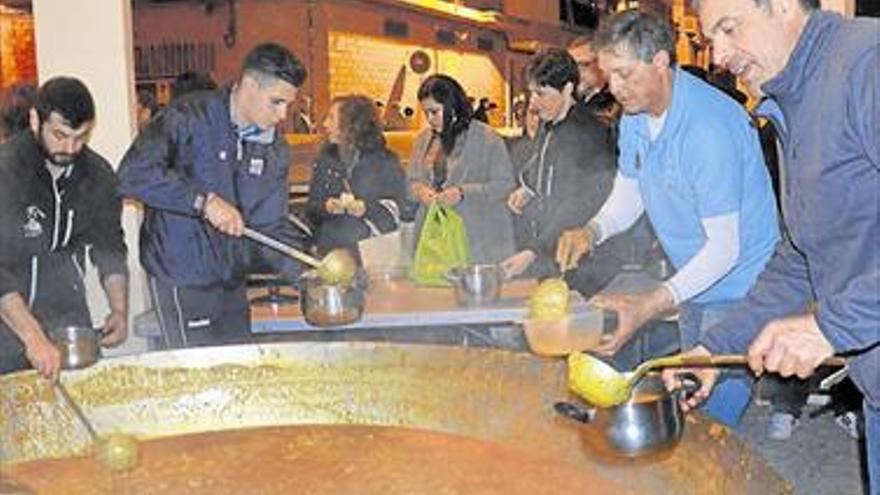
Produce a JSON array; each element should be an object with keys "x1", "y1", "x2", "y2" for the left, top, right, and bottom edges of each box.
[{"x1": 0, "y1": 343, "x2": 792, "y2": 494}]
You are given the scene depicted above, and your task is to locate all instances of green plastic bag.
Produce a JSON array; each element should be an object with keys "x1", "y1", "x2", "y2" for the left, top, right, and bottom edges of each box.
[{"x1": 409, "y1": 203, "x2": 470, "y2": 286}]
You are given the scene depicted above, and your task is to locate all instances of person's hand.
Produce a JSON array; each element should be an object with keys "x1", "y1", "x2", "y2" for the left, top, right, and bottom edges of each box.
[
  {"x1": 23, "y1": 332, "x2": 61, "y2": 381},
  {"x1": 438, "y1": 186, "x2": 463, "y2": 206},
  {"x1": 507, "y1": 187, "x2": 531, "y2": 215},
  {"x1": 499, "y1": 250, "x2": 536, "y2": 279},
  {"x1": 556, "y1": 227, "x2": 594, "y2": 272},
  {"x1": 203, "y1": 193, "x2": 244, "y2": 236},
  {"x1": 590, "y1": 287, "x2": 674, "y2": 356},
  {"x1": 661, "y1": 345, "x2": 720, "y2": 412},
  {"x1": 748, "y1": 313, "x2": 835, "y2": 379},
  {"x1": 325, "y1": 197, "x2": 346, "y2": 215},
  {"x1": 100, "y1": 310, "x2": 128, "y2": 348},
  {"x1": 414, "y1": 184, "x2": 437, "y2": 205},
  {"x1": 346, "y1": 199, "x2": 366, "y2": 218}
]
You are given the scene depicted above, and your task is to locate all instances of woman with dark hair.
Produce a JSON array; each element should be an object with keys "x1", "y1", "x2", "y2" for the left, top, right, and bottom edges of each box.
[
  {"x1": 408, "y1": 74, "x2": 515, "y2": 264},
  {"x1": 306, "y1": 94, "x2": 407, "y2": 256}
]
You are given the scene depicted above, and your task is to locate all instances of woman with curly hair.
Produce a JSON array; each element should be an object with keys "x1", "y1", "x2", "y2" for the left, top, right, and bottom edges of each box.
[
  {"x1": 408, "y1": 74, "x2": 515, "y2": 264},
  {"x1": 306, "y1": 95, "x2": 407, "y2": 257}
]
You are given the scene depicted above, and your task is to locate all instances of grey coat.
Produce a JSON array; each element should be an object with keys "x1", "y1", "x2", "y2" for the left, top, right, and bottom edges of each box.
[{"x1": 408, "y1": 121, "x2": 516, "y2": 264}]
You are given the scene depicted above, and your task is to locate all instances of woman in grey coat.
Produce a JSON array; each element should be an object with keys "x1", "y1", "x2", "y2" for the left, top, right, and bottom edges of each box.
[{"x1": 408, "y1": 75, "x2": 516, "y2": 264}]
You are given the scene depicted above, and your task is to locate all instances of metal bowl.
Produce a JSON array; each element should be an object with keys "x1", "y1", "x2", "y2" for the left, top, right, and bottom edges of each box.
[
  {"x1": 446, "y1": 264, "x2": 504, "y2": 306},
  {"x1": 49, "y1": 325, "x2": 101, "y2": 370},
  {"x1": 298, "y1": 271, "x2": 366, "y2": 327}
]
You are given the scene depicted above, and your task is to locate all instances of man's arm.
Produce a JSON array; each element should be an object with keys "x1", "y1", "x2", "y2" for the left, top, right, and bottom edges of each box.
[
  {"x1": 701, "y1": 237, "x2": 813, "y2": 354},
  {"x1": 99, "y1": 274, "x2": 128, "y2": 347},
  {"x1": 0, "y1": 292, "x2": 59, "y2": 380},
  {"x1": 117, "y1": 107, "x2": 211, "y2": 215},
  {"x1": 0, "y1": 169, "x2": 60, "y2": 379},
  {"x1": 589, "y1": 172, "x2": 644, "y2": 245}
]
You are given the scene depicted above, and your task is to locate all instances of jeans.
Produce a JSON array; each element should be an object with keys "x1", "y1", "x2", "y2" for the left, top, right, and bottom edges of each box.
[
  {"x1": 866, "y1": 400, "x2": 880, "y2": 495},
  {"x1": 679, "y1": 299, "x2": 753, "y2": 429}
]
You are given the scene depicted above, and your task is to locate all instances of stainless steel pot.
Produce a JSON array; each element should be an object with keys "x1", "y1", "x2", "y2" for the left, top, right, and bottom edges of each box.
[
  {"x1": 446, "y1": 264, "x2": 504, "y2": 306},
  {"x1": 299, "y1": 271, "x2": 366, "y2": 327},
  {"x1": 49, "y1": 326, "x2": 101, "y2": 370},
  {"x1": 555, "y1": 372, "x2": 700, "y2": 458}
]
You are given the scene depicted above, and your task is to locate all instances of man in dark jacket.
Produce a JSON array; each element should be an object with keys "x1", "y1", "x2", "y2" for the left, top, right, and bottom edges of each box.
[
  {"x1": 0, "y1": 77, "x2": 129, "y2": 380},
  {"x1": 118, "y1": 43, "x2": 309, "y2": 349},
  {"x1": 673, "y1": 1, "x2": 879, "y2": 491},
  {"x1": 501, "y1": 48, "x2": 628, "y2": 298}
]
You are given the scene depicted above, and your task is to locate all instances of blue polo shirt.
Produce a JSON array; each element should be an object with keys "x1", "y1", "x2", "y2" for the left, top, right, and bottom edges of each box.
[{"x1": 618, "y1": 68, "x2": 779, "y2": 303}]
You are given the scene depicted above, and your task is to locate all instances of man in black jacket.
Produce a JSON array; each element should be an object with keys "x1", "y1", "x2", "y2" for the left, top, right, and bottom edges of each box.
[
  {"x1": 0, "y1": 77, "x2": 129, "y2": 380},
  {"x1": 501, "y1": 48, "x2": 629, "y2": 298},
  {"x1": 118, "y1": 43, "x2": 309, "y2": 349}
]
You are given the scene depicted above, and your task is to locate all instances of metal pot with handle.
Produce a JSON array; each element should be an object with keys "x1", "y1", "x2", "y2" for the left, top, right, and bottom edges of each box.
[
  {"x1": 49, "y1": 325, "x2": 102, "y2": 370},
  {"x1": 298, "y1": 270, "x2": 366, "y2": 327},
  {"x1": 554, "y1": 372, "x2": 701, "y2": 458}
]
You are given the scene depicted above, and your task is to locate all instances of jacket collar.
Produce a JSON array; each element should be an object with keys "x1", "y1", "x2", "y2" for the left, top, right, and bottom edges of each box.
[
  {"x1": 761, "y1": 11, "x2": 840, "y2": 103},
  {"x1": 226, "y1": 85, "x2": 276, "y2": 145}
]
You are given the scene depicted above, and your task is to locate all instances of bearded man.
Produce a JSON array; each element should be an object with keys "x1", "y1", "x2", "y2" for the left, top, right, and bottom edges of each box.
[{"x1": 0, "y1": 77, "x2": 129, "y2": 380}]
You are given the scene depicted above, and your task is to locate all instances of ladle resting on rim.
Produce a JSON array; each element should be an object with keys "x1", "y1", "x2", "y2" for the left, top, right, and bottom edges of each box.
[{"x1": 568, "y1": 352, "x2": 848, "y2": 408}]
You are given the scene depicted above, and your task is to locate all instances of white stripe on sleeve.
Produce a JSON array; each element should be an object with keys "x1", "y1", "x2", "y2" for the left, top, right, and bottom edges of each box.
[{"x1": 663, "y1": 212, "x2": 740, "y2": 304}]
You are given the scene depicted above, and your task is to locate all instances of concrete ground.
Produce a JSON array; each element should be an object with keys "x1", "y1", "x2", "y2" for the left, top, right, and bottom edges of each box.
[{"x1": 736, "y1": 400, "x2": 868, "y2": 495}]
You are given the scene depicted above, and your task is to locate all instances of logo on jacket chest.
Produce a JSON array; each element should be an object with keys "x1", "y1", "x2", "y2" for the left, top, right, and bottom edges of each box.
[{"x1": 22, "y1": 205, "x2": 47, "y2": 238}]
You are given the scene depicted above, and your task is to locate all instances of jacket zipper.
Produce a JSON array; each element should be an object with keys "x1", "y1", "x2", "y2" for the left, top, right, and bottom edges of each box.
[
  {"x1": 50, "y1": 178, "x2": 62, "y2": 251},
  {"x1": 27, "y1": 256, "x2": 38, "y2": 307},
  {"x1": 62, "y1": 209, "x2": 75, "y2": 247}
]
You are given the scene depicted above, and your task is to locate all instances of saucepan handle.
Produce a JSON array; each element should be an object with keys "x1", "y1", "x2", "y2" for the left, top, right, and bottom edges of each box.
[
  {"x1": 673, "y1": 372, "x2": 703, "y2": 401},
  {"x1": 553, "y1": 401, "x2": 597, "y2": 424}
]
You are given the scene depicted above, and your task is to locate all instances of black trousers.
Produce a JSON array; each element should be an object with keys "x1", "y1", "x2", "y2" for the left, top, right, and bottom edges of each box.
[{"x1": 148, "y1": 277, "x2": 252, "y2": 349}]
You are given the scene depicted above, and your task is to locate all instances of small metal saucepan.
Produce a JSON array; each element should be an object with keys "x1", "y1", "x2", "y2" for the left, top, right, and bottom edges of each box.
[
  {"x1": 49, "y1": 325, "x2": 102, "y2": 370},
  {"x1": 554, "y1": 372, "x2": 701, "y2": 458},
  {"x1": 446, "y1": 264, "x2": 505, "y2": 306},
  {"x1": 298, "y1": 270, "x2": 366, "y2": 327}
]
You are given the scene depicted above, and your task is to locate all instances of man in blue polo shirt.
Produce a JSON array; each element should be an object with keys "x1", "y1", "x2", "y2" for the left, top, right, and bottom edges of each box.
[{"x1": 556, "y1": 10, "x2": 779, "y2": 427}]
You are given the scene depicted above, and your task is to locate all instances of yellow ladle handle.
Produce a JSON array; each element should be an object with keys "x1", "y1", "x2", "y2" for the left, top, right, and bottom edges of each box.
[{"x1": 635, "y1": 354, "x2": 847, "y2": 375}]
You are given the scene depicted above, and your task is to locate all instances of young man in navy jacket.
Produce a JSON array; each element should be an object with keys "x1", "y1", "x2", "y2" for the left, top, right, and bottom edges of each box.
[{"x1": 119, "y1": 43, "x2": 309, "y2": 348}]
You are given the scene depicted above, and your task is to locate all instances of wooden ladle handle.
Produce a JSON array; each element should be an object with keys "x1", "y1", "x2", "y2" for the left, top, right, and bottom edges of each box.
[{"x1": 650, "y1": 354, "x2": 847, "y2": 369}]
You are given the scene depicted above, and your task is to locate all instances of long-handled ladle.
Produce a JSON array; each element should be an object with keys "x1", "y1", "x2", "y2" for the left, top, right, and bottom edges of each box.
[
  {"x1": 243, "y1": 227, "x2": 356, "y2": 285},
  {"x1": 568, "y1": 352, "x2": 848, "y2": 408},
  {"x1": 54, "y1": 380, "x2": 139, "y2": 472}
]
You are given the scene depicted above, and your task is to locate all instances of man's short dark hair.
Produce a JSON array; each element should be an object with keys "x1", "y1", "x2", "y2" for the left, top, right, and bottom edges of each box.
[
  {"x1": 526, "y1": 48, "x2": 580, "y2": 92},
  {"x1": 241, "y1": 42, "x2": 307, "y2": 88},
  {"x1": 34, "y1": 77, "x2": 95, "y2": 129},
  {"x1": 595, "y1": 9, "x2": 677, "y2": 65}
]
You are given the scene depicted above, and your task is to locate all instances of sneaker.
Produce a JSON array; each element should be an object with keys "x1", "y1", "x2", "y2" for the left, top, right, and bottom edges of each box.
[
  {"x1": 834, "y1": 411, "x2": 863, "y2": 440},
  {"x1": 767, "y1": 412, "x2": 800, "y2": 441}
]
